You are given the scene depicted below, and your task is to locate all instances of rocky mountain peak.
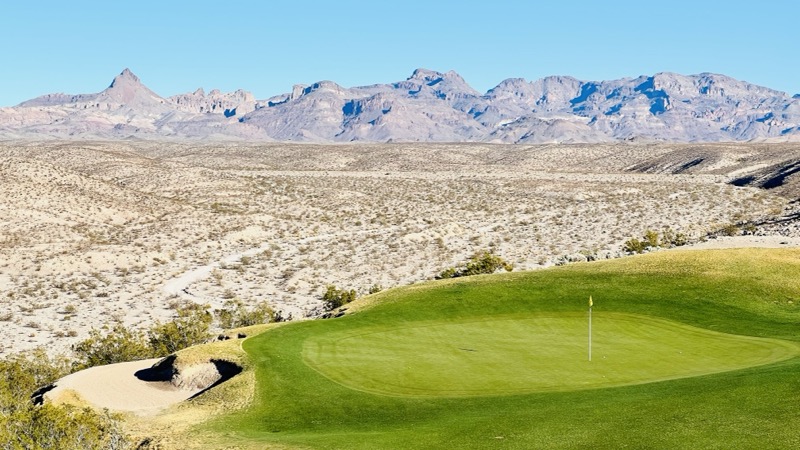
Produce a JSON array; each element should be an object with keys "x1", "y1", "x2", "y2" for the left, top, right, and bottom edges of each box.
[
  {"x1": 409, "y1": 68, "x2": 445, "y2": 82},
  {"x1": 486, "y1": 78, "x2": 533, "y2": 100},
  {"x1": 94, "y1": 68, "x2": 168, "y2": 109},
  {"x1": 401, "y1": 68, "x2": 480, "y2": 99},
  {"x1": 492, "y1": 77, "x2": 528, "y2": 89},
  {"x1": 303, "y1": 81, "x2": 344, "y2": 95},
  {"x1": 108, "y1": 68, "x2": 142, "y2": 89},
  {"x1": 408, "y1": 68, "x2": 471, "y2": 87},
  {"x1": 646, "y1": 72, "x2": 694, "y2": 93}
]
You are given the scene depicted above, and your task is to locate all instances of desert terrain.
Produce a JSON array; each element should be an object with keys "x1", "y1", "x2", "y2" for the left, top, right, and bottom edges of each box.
[{"x1": 1, "y1": 141, "x2": 798, "y2": 357}]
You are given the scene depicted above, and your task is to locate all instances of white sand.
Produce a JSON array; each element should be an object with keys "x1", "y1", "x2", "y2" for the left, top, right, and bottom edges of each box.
[{"x1": 46, "y1": 358, "x2": 200, "y2": 415}]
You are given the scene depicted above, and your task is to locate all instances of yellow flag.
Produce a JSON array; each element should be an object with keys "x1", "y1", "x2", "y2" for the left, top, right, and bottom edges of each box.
[{"x1": 589, "y1": 296, "x2": 593, "y2": 308}]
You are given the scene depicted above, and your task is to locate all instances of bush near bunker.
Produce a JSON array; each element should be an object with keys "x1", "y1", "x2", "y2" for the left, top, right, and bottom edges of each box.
[
  {"x1": 72, "y1": 324, "x2": 152, "y2": 370},
  {"x1": 148, "y1": 303, "x2": 213, "y2": 356},
  {"x1": 0, "y1": 349, "x2": 130, "y2": 448},
  {"x1": 73, "y1": 303, "x2": 213, "y2": 368}
]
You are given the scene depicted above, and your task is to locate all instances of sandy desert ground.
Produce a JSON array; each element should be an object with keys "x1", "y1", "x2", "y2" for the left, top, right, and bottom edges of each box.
[{"x1": 1, "y1": 141, "x2": 798, "y2": 357}]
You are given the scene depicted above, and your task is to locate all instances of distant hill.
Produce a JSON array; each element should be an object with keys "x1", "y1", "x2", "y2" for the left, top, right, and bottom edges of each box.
[{"x1": 1, "y1": 68, "x2": 799, "y2": 142}]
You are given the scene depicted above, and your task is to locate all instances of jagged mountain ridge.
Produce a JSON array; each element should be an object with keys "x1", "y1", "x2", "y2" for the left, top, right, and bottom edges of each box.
[{"x1": 1, "y1": 68, "x2": 799, "y2": 142}]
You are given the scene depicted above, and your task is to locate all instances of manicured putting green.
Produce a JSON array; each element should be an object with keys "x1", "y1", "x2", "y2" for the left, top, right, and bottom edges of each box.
[{"x1": 303, "y1": 312, "x2": 799, "y2": 397}]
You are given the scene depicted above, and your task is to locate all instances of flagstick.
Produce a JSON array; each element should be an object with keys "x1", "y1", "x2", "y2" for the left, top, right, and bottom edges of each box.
[{"x1": 588, "y1": 304, "x2": 592, "y2": 362}]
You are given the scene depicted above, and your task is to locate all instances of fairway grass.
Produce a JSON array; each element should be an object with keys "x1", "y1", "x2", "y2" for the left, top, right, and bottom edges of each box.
[
  {"x1": 201, "y1": 249, "x2": 800, "y2": 449},
  {"x1": 303, "y1": 313, "x2": 800, "y2": 397}
]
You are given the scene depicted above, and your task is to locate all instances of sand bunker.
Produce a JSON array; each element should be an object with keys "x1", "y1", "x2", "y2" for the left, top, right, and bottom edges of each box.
[{"x1": 45, "y1": 357, "x2": 241, "y2": 415}]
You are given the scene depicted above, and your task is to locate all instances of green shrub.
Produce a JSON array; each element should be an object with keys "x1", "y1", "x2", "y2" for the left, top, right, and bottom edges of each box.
[
  {"x1": 437, "y1": 251, "x2": 513, "y2": 279},
  {"x1": 72, "y1": 303, "x2": 214, "y2": 367},
  {"x1": 0, "y1": 349, "x2": 70, "y2": 409},
  {"x1": 623, "y1": 238, "x2": 646, "y2": 254},
  {"x1": 463, "y1": 250, "x2": 514, "y2": 276},
  {"x1": 625, "y1": 228, "x2": 690, "y2": 253},
  {"x1": 215, "y1": 299, "x2": 275, "y2": 329},
  {"x1": 438, "y1": 267, "x2": 457, "y2": 279},
  {"x1": 671, "y1": 232, "x2": 688, "y2": 247},
  {"x1": 0, "y1": 403, "x2": 127, "y2": 450},
  {"x1": 659, "y1": 227, "x2": 689, "y2": 247},
  {"x1": 0, "y1": 349, "x2": 129, "y2": 448},
  {"x1": 721, "y1": 223, "x2": 741, "y2": 236},
  {"x1": 322, "y1": 285, "x2": 357, "y2": 311},
  {"x1": 72, "y1": 325, "x2": 152, "y2": 370},
  {"x1": 644, "y1": 229, "x2": 660, "y2": 248},
  {"x1": 148, "y1": 304, "x2": 213, "y2": 356}
]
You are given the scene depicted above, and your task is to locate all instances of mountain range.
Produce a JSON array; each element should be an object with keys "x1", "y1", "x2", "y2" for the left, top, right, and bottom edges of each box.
[{"x1": 1, "y1": 68, "x2": 799, "y2": 143}]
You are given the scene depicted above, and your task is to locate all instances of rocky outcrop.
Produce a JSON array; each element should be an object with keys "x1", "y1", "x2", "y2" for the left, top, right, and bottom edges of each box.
[
  {"x1": 169, "y1": 88, "x2": 257, "y2": 117},
  {"x1": 136, "y1": 354, "x2": 242, "y2": 392}
]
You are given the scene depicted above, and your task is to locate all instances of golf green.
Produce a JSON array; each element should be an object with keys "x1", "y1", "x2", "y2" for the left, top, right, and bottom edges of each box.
[{"x1": 302, "y1": 312, "x2": 800, "y2": 397}]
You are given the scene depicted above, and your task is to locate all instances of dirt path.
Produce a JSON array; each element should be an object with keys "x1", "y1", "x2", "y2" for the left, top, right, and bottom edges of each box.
[
  {"x1": 161, "y1": 226, "x2": 401, "y2": 307},
  {"x1": 675, "y1": 235, "x2": 800, "y2": 250}
]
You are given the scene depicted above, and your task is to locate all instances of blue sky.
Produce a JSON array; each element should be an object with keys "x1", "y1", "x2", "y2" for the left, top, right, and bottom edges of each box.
[{"x1": 1, "y1": 1, "x2": 798, "y2": 106}]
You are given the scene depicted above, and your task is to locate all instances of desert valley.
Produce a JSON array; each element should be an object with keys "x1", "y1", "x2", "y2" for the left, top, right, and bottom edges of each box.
[{"x1": 2, "y1": 140, "x2": 799, "y2": 358}]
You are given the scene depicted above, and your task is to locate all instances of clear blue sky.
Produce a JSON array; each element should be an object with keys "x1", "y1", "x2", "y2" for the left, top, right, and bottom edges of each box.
[{"x1": 1, "y1": 1, "x2": 798, "y2": 106}]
